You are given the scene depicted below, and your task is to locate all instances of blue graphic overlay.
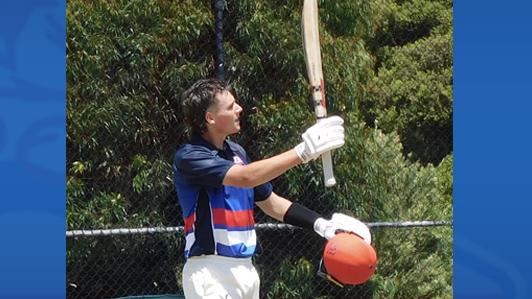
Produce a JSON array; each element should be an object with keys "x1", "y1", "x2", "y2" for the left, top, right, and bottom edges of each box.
[
  {"x1": 455, "y1": 0, "x2": 532, "y2": 298},
  {"x1": 0, "y1": 1, "x2": 66, "y2": 298}
]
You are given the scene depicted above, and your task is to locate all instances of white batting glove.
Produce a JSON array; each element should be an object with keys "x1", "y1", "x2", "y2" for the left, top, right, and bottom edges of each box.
[
  {"x1": 313, "y1": 213, "x2": 371, "y2": 244},
  {"x1": 294, "y1": 116, "x2": 345, "y2": 163},
  {"x1": 331, "y1": 213, "x2": 371, "y2": 244}
]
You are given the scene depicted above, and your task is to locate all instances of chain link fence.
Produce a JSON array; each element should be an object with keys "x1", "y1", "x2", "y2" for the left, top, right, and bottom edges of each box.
[
  {"x1": 67, "y1": 0, "x2": 453, "y2": 298},
  {"x1": 67, "y1": 223, "x2": 451, "y2": 299}
]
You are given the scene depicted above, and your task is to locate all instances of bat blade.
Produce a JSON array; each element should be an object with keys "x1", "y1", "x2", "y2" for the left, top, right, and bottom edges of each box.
[
  {"x1": 302, "y1": 0, "x2": 336, "y2": 187},
  {"x1": 302, "y1": 0, "x2": 326, "y2": 117}
]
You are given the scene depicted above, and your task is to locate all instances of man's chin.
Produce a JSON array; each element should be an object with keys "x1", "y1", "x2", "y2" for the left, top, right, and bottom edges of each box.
[{"x1": 229, "y1": 127, "x2": 240, "y2": 135}]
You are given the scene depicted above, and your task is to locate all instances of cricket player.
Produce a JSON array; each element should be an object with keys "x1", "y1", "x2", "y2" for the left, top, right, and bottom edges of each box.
[{"x1": 173, "y1": 78, "x2": 370, "y2": 299}]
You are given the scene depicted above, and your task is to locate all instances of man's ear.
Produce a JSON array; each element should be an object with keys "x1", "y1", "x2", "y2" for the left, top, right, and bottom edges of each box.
[{"x1": 205, "y1": 111, "x2": 215, "y2": 125}]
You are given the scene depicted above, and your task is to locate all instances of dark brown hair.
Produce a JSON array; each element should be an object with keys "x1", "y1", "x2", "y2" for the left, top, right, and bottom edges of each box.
[{"x1": 181, "y1": 78, "x2": 228, "y2": 134}]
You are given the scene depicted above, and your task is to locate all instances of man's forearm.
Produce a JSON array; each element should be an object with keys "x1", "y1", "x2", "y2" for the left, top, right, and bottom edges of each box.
[{"x1": 223, "y1": 149, "x2": 302, "y2": 188}]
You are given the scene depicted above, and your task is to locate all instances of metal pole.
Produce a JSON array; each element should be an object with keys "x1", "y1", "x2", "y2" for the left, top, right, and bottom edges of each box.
[{"x1": 213, "y1": 0, "x2": 225, "y2": 81}]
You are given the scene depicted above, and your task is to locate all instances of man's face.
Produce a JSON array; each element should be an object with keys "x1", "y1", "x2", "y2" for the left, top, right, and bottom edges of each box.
[{"x1": 206, "y1": 90, "x2": 243, "y2": 135}]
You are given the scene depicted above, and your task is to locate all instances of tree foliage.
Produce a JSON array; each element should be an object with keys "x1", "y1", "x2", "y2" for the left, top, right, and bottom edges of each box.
[
  {"x1": 67, "y1": 0, "x2": 452, "y2": 298},
  {"x1": 364, "y1": 0, "x2": 453, "y2": 164}
]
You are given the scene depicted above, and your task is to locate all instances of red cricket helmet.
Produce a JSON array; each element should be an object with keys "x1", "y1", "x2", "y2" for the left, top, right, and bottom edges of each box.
[{"x1": 321, "y1": 232, "x2": 378, "y2": 286}]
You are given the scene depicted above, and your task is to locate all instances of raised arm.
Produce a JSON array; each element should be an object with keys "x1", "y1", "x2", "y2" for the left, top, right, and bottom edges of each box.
[
  {"x1": 223, "y1": 149, "x2": 301, "y2": 188},
  {"x1": 223, "y1": 115, "x2": 345, "y2": 188}
]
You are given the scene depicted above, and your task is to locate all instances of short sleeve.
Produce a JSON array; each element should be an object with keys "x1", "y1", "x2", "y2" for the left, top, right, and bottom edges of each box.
[
  {"x1": 175, "y1": 146, "x2": 234, "y2": 187},
  {"x1": 254, "y1": 182, "x2": 273, "y2": 202}
]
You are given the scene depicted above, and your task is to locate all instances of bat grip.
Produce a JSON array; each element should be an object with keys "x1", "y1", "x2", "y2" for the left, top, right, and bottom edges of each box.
[{"x1": 321, "y1": 150, "x2": 336, "y2": 187}]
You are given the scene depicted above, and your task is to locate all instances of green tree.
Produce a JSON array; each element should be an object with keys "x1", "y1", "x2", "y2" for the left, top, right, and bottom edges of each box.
[
  {"x1": 67, "y1": 0, "x2": 452, "y2": 298},
  {"x1": 364, "y1": 0, "x2": 453, "y2": 164}
]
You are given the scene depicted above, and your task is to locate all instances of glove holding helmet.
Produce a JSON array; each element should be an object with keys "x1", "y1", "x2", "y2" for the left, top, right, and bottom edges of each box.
[
  {"x1": 282, "y1": 205, "x2": 377, "y2": 286},
  {"x1": 313, "y1": 213, "x2": 377, "y2": 286},
  {"x1": 313, "y1": 213, "x2": 372, "y2": 244}
]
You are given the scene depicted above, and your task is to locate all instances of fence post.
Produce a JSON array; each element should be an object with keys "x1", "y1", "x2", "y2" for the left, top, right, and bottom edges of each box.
[{"x1": 213, "y1": 0, "x2": 225, "y2": 82}]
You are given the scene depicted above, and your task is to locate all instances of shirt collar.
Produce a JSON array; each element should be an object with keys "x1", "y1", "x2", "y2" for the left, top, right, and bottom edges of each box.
[{"x1": 190, "y1": 134, "x2": 228, "y2": 152}]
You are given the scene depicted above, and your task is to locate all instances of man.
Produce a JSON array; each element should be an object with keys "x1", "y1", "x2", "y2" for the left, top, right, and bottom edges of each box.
[{"x1": 173, "y1": 78, "x2": 370, "y2": 299}]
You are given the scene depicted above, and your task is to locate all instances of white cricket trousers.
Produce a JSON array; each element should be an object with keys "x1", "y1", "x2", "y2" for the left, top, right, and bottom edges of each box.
[{"x1": 182, "y1": 255, "x2": 260, "y2": 299}]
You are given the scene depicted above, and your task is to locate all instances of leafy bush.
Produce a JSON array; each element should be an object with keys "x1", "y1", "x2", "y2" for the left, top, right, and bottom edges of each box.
[
  {"x1": 67, "y1": 0, "x2": 452, "y2": 298},
  {"x1": 364, "y1": 0, "x2": 453, "y2": 164}
]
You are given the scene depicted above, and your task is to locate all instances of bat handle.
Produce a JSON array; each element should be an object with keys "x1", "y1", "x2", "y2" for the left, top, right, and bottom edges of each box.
[{"x1": 321, "y1": 150, "x2": 336, "y2": 187}]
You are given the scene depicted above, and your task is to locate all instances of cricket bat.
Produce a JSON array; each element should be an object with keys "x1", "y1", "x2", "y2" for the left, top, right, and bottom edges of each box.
[{"x1": 301, "y1": 0, "x2": 336, "y2": 187}]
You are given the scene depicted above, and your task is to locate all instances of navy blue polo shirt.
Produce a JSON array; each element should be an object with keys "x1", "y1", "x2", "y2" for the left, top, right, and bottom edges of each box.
[{"x1": 173, "y1": 134, "x2": 272, "y2": 258}]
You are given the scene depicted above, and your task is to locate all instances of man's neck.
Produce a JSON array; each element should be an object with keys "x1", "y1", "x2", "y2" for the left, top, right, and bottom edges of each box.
[{"x1": 201, "y1": 130, "x2": 227, "y2": 150}]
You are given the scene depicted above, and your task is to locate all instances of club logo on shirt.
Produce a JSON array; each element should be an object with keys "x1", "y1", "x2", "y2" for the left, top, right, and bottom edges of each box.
[{"x1": 233, "y1": 156, "x2": 244, "y2": 165}]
